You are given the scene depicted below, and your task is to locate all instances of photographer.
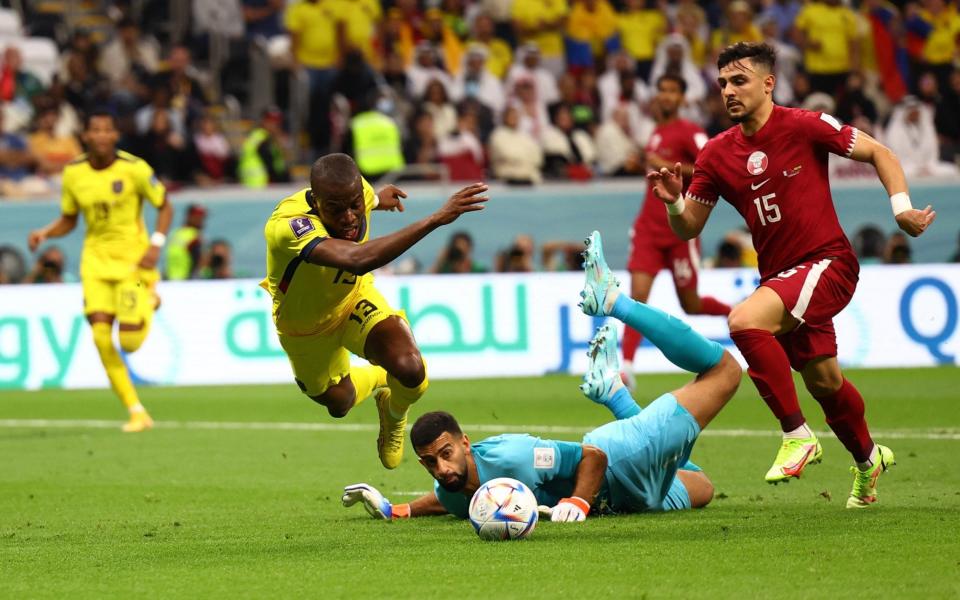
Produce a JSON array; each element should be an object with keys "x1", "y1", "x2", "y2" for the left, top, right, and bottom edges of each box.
[{"x1": 26, "y1": 246, "x2": 75, "y2": 284}]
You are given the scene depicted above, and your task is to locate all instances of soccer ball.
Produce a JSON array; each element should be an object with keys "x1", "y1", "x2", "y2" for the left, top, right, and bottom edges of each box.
[{"x1": 468, "y1": 477, "x2": 538, "y2": 541}]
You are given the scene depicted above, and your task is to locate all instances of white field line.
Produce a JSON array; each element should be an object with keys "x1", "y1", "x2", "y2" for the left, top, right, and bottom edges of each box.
[{"x1": 0, "y1": 419, "x2": 958, "y2": 440}]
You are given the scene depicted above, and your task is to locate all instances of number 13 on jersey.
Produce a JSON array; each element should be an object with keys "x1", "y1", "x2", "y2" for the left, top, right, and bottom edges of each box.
[{"x1": 753, "y1": 193, "x2": 780, "y2": 226}]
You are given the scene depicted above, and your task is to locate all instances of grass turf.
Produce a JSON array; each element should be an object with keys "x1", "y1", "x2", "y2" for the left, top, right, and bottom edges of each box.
[{"x1": 1, "y1": 368, "x2": 959, "y2": 598}]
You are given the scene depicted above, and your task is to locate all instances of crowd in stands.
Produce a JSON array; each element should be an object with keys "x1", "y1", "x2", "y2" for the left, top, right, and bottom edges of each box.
[{"x1": 0, "y1": 0, "x2": 959, "y2": 196}]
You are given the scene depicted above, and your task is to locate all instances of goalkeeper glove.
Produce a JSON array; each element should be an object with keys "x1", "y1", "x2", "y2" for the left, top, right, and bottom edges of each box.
[
  {"x1": 550, "y1": 496, "x2": 590, "y2": 522},
  {"x1": 341, "y1": 483, "x2": 411, "y2": 520}
]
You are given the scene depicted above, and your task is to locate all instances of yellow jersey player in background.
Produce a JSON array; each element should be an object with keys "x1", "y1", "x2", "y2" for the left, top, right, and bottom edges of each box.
[
  {"x1": 261, "y1": 153, "x2": 488, "y2": 469},
  {"x1": 28, "y1": 110, "x2": 173, "y2": 432}
]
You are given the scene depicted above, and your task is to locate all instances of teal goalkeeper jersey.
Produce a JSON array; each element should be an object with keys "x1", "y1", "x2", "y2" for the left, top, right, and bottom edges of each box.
[{"x1": 434, "y1": 434, "x2": 583, "y2": 518}]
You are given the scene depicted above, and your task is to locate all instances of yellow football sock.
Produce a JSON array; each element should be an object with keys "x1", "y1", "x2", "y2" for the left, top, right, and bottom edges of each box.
[
  {"x1": 387, "y1": 362, "x2": 429, "y2": 415},
  {"x1": 349, "y1": 365, "x2": 388, "y2": 407},
  {"x1": 91, "y1": 322, "x2": 141, "y2": 412}
]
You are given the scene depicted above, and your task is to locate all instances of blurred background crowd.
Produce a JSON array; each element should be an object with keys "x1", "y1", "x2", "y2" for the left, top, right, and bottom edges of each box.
[{"x1": 0, "y1": 0, "x2": 958, "y2": 282}]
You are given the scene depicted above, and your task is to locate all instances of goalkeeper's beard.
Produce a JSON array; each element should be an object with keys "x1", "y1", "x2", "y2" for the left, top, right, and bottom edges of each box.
[{"x1": 437, "y1": 472, "x2": 468, "y2": 492}]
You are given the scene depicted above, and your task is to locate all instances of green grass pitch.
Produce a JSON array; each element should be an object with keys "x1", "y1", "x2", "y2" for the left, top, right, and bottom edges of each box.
[{"x1": 2, "y1": 368, "x2": 959, "y2": 598}]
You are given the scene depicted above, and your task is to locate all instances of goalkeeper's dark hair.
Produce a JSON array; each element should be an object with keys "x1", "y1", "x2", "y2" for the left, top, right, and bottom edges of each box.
[
  {"x1": 411, "y1": 411, "x2": 463, "y2": 449},
  {"x1": 717, "y1": 42, "x2": 776, "y2": 73}
]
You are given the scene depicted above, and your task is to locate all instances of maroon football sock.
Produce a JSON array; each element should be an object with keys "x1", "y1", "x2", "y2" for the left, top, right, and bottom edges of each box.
[
  {"x1": 698, "y1": 296, "x2": 732, "y2": 316},
  {"x1": 730, "y1": 328, "x2": 805, "y2": 432},
  {"x1": 622, "y1": 326, "x2": 642, "y2": 362},
  {"x1": 814, "y1": 378, "x2": 874, "y2": 463}
]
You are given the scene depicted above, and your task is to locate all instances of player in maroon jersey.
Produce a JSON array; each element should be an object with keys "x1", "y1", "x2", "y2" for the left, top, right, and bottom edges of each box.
[
  {"x1": 647, "y1": 42, "x2": 936, "y2": 508},
  {"x1": 621, "y1": 74, "x2": 732, "y2": 389}
]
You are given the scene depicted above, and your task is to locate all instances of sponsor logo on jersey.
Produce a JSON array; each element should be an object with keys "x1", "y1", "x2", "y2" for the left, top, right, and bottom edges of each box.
[
  {"x1": 783, "y1": 165, "x2": 802, "y2": 177},
  {"x1": 112, "y1": 180, "x2": 123, "y2": 194},
  {"x1": 289, "y1": 217, "x2": 316, "y2": 239},
  {"x1": 534, "y1": 447, "x2": 555, "y2": 469},
  {"x1": 747, "y1": 151, "x2": 768, "y2": 175}
]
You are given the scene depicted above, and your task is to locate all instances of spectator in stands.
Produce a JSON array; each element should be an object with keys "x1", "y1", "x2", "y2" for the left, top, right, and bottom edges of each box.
[
  {"x1": 710, "y1": 1, "x2": 763, "y2": 64},
  {"x1": 421, "y1": 8, "x2": 463, "y2": 75},
  {"x1": 440, "y1": 0, "x2": 469, "y2": 40},
  {"x1": 286, "y1": 0, "x2": 339, "y2": 155},
  {"x1": 407, "y1": 42, "x2": 453, "y2": 99},
  {"x1": 704, "y1": 93, "x2": 733, "y2": 137},
  {"x1": 852, "y1": 224, "x2": 886, "y2": 265},
  {"x1": 713, "y1": 239, "x2": 744, "y2": 268},
  {"x1": 489, "y1": 103, "x2": 543, "y2": 184},
  {"x1": 760, "y1": 0, "x2": 802, "y2": 41},
  {"x1": 154, "y1": 45, "x2": 208, "y2": 126},
  {"x1": 199, "y1": 239, "x2": 234, "y2": 279},
  {"x1": 431, "y1": 231, "x2": 487, "y2": 273},
  {"x1": 836, "y1": 71, "x2": 878, "y2": 127},
  {"x1": 552, "y1": 72, "x2": 597, "y2": 132},
  {"x1": 0, "y1": 108, "x2": 32, "y2": 183},
  {"x1": 506, "y1": 43, "x2": 560, "y2": 106},
  {"x1": 438, "y1": 104, "x2": 486, "y2": 181},
  {"x1": 58, "y1": 31, "x2": 98, "y2": 84},
  {"x1": 913, "y1": 0, "x2": 960, "y2": 92},
  {"x1": 243, "y1": 0, "x2": 286, "y2": 40},
  {"x1": 332, "y1": 48, "x2": 379, "y2": 115},
  {"x1": 62, "y1": 51, "x2": 108, "y2": 115},
  {"x1": 884, "y1": 232, "x2": 912, "y2": 264},
  {"x1": 379, "y1": 7, "x2": 417, "y2": 68},
  {"x1": 789, "y1": 70, "x2": 812, "y2": 107},
  {"x1": 328, "y1": 0, "x2": 382, "y2": 64},
  {"x1": 99, "y1": 17, "x2": 160, "y2": 99},
  {"x1": 0, "y1": 46, "x2": 44, "y2": 106},
  {"x1": 759, "y1": 15, "x2": 801, "y2": 107},
  {"x1": 190, "y1": 114, "x2": 234, "y2": 185},
  {"x1": 238, "y1": 106, "x2": 291, "y2": 187},
  {"x1": 45, "y1": 82, "x2": 81, "y2": 140},
  {"x1": 25, "y1": 246, "x2": 74, "y2": 283},
  {"x1": 496, "y1": 234, "x2": 536, "y2": 272},
  {"x1": 883, "y1": 95, "x2": 960, "y2": 176},
  {"x1": 451, "y1": 44, "x2": 506, "y2": 116},
  {"x1": 542, "y1": 240, "x2": 587, "y2": 271},
  {"x1": 599, "y1": 51, "x2": 649, "y2": 121},
  {"x1": 469, "y1": 13, "x2": 512, "y2": 79},
  {"x1": 166, "y1": 204, "x2": 207, "y2": 280},
  {"x1": 422, "y1": 78, "x2": 458, "y2": 139},
  {"x1": 542, "y1": 104, "x2": 596, "y2": 180},
  {"x1": 793, "y1": 0, "x2": 860, "y2": 96},
  {"x1": 649, "y1": 35, "x2": 707, "y2": 116},
  {"x1": 917, "y1": 71, "x2": 959, "y2": 163},
  {"x1": 0, "y1": 245, "x2": 27, "y2": 284},
  {"x1": 135, "y1": 108, "x2": 190, "y2": 186},
  {"x1": 511, "y1": 77, "x2": 552, "y2": 142},
  {"x1": 511, "y1": 0, "x2": 568, "y2": 77},
  {"x1": 566, "y1": 0, "x2": 618, "y2": 70},
  {"x1": 344, "y1": 90, "x2": 405, "y2": 180},
  {"x1": 403, "y1": 110, "x2": 440, "y2": 173},
  {"x1": 674, "y1": 1, "x2": 708, "y2": 68},
  {"x1": 594, "y1": 104, "x2": 644, "y2": 176},
  {"x1": 28, "y1": 106, "x2": 81, "y2": 177},
  {"x1": 135, "y1": 86, "x2": 187, "y2": 140},
  {"x1": 616, "y1": 0, "x2": 667, "y2": 82}
]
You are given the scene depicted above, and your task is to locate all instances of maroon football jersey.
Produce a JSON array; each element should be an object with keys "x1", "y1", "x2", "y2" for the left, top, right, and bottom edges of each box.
[
  {"x1": 637, "y1": 119, "x2": 709, "y2": 238},
  {"x1": 686, "y1": 105, "x2": 858, "y2": 280}
]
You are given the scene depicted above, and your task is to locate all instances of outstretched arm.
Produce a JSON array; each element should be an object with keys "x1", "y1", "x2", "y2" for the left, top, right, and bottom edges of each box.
[
  {"x1": 28, "y1": 213, "x2": 78, "y2": 251},
  {"x1": 342, "y1": 483, "x2": 448, "y2": 519},
  {"x1": 848, "y1": 131, "x2": 936, "y2": 237},
  {"x1": 646, "y1": 162, "x2": 713, "y2": 240},
  {"x1": 550, "y1": 444, "x2": 607, "y2": 522},
  {"x1": 307, "y1": 183, "x2": 488, "y2": 275}
]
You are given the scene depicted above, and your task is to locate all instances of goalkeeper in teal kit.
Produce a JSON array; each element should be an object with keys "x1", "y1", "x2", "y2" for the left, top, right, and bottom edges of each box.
[{"x1": 343, "y1": 231, "x2": 742, "y2": 522}]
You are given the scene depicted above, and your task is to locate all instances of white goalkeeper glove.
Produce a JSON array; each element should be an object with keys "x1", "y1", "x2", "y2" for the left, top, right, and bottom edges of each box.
[
  {"x1": 550, "y1": 496, "x2": 590, "y2": 522},
  {"x1": 341, "y1": 483, "x2": 411, "y2": 520}
]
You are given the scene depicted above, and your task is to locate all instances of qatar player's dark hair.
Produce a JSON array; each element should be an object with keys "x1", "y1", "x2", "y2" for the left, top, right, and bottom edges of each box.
[
  {"x1": 717, "y1": 42, "x2": 777, "y2": 73},
  {"x1": 411, "y1": 411, "x2": 463, "y2": 449},
  {"x1": 656, "y1": 73, "x2": 688, "y2": 94}
]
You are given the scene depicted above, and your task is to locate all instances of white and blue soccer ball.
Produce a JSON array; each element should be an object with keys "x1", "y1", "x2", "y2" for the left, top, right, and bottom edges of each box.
[{"x1": 468, "y1": 477, "x2": 538, "y2": 541}]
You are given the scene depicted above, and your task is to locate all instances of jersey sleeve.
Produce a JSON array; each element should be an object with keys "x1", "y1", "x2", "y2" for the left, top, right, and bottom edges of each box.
[
  {"x1": 800, "y1": 110, "x2": 859, "y2": 158},
  {"x1": 283, "y1": 4, "x2": 303, "y2": 33},
  {"x1": 687, "y1": 147, "x2": 720, "y2": 207},
  {"x1": 268, "y1": 210, "x2": 329, "y2": 261},
  {"x1": 361, "y1": 177, "x2": 377, "y2": 211},
  {"x1": 60, "y1": 168, "x2": 78, "y2": 216},
  {"x1": 530, "y1": 439, "x2": 583, "y2": 484},
  {"x1": 134, "y1": 159, "x2": 167, "y2": 207}
]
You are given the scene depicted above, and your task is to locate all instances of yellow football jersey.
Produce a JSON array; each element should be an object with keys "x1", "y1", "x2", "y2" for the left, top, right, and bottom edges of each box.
[
  {"x1": 61, "y1": 151, "x2": 167, "y2": 280},
  {"x1": 261, "y1": 179, "x2": 377, "y2": 336}
]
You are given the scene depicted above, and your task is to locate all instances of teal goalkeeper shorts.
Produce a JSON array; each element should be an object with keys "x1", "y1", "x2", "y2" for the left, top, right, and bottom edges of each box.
[{"x1": 583, "y1": 393, "x2": 702, "y2": 513}]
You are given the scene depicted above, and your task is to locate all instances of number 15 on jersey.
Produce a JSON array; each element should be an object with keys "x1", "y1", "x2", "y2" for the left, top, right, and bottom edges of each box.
[{"x1": 753, "y1": 193, "x2": 781, "y2": 226}]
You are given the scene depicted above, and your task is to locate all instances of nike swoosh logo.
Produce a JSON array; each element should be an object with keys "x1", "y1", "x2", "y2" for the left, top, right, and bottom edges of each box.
[{"x1": 750, "y1": 178, "x2": 770, "y2": 190}]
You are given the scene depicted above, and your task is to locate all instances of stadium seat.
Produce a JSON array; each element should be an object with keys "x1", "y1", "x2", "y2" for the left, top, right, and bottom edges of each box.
[{"x1": 18, "y1": 37, "x2": 59, "y2": 86}]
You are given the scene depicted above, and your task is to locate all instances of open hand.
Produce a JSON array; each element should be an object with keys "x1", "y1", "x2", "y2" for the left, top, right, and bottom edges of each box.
[
  {"x1": 27, "y1": 229, "x2": 47, "y2": 252},
  {"x1": 377, "y1": 184, "x2": 407, "y2": 212},
  {"x1": 138, "y1": 245, "x2": 161, "y2": 269},
  {"x1": 646, "y1": 162, "x2": 684, "y2": 205},
  {"x1": 434, "y1": 182, "x2": 489, "y2": 225}
]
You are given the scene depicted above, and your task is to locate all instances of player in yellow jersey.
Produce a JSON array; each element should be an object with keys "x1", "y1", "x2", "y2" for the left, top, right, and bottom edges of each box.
[
  {"x1": 261, "y1": 153, "x2": 488, "y2": 469},
  {"x1": 28, "y1": 110, "x2": 173, "y2": 432}
]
